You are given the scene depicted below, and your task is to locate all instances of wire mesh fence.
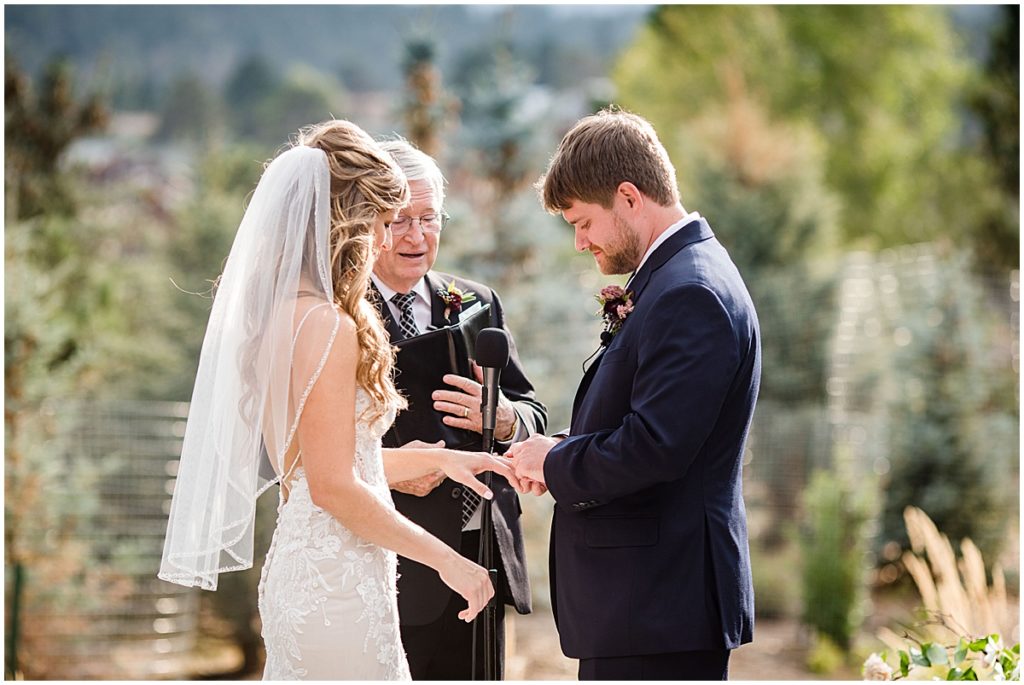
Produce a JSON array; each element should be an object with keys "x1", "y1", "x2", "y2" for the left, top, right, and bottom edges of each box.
[{"x1": 11, "y1": 400, "x2": 199, "y2": 679}]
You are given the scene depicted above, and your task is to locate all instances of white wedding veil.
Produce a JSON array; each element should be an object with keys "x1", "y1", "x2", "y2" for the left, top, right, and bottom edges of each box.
[{"x1": 159, "y1": 144, "x2": 336, "y2": 590}]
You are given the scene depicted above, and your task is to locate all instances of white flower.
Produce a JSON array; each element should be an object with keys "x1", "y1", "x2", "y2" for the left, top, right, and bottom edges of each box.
[
  {"x1": 993, "y1": 659, "x2": 1005, "y2": 681},
  {"x1": 985, "y1": 637, "x2": 1005, "y2": 667},
  {"x1": 863, "y1": 653, "x2": 894, "y2": 681}
]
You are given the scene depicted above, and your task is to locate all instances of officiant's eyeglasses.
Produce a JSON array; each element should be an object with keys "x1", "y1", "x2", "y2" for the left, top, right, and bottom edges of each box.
[{"x1": 391, "y1": 212, "x2": 449, "y2": 236}]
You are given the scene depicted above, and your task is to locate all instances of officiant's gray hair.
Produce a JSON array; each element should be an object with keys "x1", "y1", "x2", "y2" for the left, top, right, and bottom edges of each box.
[{"x1": 378, "y1": 136, "x2": 447, "y2": 208}]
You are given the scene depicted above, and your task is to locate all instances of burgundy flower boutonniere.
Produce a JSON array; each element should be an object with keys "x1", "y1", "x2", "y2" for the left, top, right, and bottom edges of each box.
[
  {"x1": 595, "y1": 285, "x2": 635, "y2": 346},
  {"x1": 437, "y1": 280, "x2": 477, "y2": 322}
]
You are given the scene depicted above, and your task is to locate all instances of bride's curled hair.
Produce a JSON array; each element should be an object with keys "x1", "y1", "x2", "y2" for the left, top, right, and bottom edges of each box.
[{"x1": 297, "y1": 120, "x2": 409, "y2": 422}]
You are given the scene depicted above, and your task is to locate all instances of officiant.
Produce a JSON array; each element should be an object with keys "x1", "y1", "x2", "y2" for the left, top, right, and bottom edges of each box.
[{"x1": 368, "y1": 137, "x2": 547, "y2": 680}]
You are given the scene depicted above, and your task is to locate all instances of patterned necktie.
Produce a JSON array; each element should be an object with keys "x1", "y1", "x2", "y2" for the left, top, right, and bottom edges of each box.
[
  {"x1": 462, "y1": 488, "x2": 482, "y2": 528},
  {"x1": 390, "y1": 292, "x2": 420, "y2": 339}
]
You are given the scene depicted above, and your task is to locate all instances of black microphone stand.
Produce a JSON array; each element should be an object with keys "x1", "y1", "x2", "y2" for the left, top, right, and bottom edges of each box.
[
  {"x1": 478, "y1": 416, "x2": 498, "y2": 682},
  {"x1": 471, "y1": 329, "x2": 507, "y2": 681},
  {"x1": 470, "y1": 380, "x2": 499, "y2": 680}
]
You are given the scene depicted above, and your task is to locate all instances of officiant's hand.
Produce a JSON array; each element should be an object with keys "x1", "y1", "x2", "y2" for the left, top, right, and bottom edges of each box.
[
  {"x1": 433, "y1": 363, "x2": 517, "y2": 440},
  {"x1": 507, "y1": 434, "x2": 558, "y2": 487},
  {"x1": 392, "y1": 440, "x2": 447, "y2": 496}
]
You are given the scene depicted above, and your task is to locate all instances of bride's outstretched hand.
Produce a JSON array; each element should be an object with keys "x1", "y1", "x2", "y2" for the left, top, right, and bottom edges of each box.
[{"x1": 436, "y1": 449, "x2": 525, "y2": 497}]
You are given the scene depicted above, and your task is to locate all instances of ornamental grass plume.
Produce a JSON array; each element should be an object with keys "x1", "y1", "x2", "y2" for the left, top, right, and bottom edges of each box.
[
  {"x1": 899, "y1": 506, "x2": 1014, "y2": 640},
  {"x1": 865, "y1": 507, "x2": 1019, "y2": 681}
]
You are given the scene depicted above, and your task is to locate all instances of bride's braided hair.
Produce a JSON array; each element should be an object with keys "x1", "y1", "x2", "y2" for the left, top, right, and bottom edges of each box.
[{"x1": 297, "y1": 120, "x2": 409, "y2": 423}]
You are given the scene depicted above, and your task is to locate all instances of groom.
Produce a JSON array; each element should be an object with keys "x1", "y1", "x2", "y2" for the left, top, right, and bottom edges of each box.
[{"x1": 510, "y1": 109, "x2": 759, "y2": 680}]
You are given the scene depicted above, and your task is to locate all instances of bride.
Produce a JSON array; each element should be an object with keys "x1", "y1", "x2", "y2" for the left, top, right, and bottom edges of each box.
[{"x1": 158, "y1": 120, "x2": 519, "y2": 679}]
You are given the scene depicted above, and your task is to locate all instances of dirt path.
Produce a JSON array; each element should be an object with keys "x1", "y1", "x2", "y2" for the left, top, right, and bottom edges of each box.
[{"x1": 506, "y1": 610, "x2": 826, "y2": 680}]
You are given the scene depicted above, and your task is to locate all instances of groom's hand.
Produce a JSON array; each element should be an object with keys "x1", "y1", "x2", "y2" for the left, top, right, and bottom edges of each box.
[{"x1": 508, "y1": 434, "x2": 557, "y2": 487}]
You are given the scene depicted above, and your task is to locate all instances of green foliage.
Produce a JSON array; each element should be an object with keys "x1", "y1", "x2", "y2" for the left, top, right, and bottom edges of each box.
[
  {"x1": 246, "y1": 67, "x2": 342, "y2": 145},
  {"x1": 156, "y1": 71, "x2": 224, "y2": 144},
  {"x1": 454, "y1": 51, "x2": 550, "y2": 291},
  {"x1": 969, "y1": 6, "x2": 1019, "y2": 199},
  {"x1": 879, "y1": 252, "x2": 1016, "y2": 565},
  {"x1": 400, "y1": 37, "x2": 455, "y2": 159},
  {"x1": 867, "y1": 634, "x2": 1019, "y2": 680},
  {"x1": 5, "y1": 56, "x2": 107, "y2": 219},
  {"x1": 158, "y1": 60, "x2": 343, "y2": 147},
  {"x1": 160, "y1": 147, "x2": 266, "y2": 400},
  {"x1": 966, "y1": 6, "x2": 1019, "y2": 271},
  {"x1": 670, "y1": 90, "x2": 842, "y2": 408},
  {"x1": 614, "y1": 6, "x2": 1003, "y2": 258},
  {"x1": 799, "y1": 469, "x2": 873, "y2": 651},
  {"x1": 807, "y1": 632, "x2": 846, "y2": 675},
  {"x1": 749, "y1": 536, "x2": 801, "y2": 620},
  {"x1": 3, "y1": 59, "x2": 174, "y2": 677}
]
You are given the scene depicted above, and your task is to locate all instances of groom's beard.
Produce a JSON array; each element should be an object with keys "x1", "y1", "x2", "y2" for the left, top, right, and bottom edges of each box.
[{"x1": 597, "y1": 213, "x2": 644, "y2": 275}]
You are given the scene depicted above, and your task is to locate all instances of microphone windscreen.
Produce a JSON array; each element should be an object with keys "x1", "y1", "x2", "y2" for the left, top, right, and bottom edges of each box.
[{"x1": 476, "y1": 328, "x2": 510, "y2": 369}]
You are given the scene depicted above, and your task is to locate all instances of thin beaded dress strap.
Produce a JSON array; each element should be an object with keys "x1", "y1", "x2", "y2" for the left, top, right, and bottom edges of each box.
[{"x1": 279, "y1": 301, "x2": 339, "y2": 499}]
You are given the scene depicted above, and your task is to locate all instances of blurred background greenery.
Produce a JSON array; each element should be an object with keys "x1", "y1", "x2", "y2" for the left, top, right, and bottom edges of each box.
[{"x1": 4, "y1": 4, "x2": 1018, "y2": 679}]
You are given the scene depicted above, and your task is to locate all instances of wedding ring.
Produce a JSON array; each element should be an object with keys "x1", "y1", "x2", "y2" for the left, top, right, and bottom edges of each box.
[{"x1": 463, "y1": 407, "x2": 469, "y2": 418}]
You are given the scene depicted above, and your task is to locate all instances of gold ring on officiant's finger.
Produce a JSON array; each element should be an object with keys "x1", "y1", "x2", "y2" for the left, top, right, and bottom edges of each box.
[{"x1": 463, "y1": 407, "x2": 469, "y2": 418}]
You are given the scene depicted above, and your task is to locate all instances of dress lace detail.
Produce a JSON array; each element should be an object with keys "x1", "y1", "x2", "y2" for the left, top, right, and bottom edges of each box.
[{"x1": 258, "y1": 389, "x2": 408, "y2": 680}]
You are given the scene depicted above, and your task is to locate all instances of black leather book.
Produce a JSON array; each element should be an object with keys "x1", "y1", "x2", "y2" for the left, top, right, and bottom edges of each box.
[{"x1": 386, "y1": 303, "x2": 492, "y2": 450}]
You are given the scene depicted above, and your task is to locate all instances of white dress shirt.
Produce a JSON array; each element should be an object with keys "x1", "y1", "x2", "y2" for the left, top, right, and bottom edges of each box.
[
  {"x1": 629, "y1": 209, "x2": 702, "y2": 286},
  {"x1": 371, "y1": 274, "x2": 433, "y2": 334}
]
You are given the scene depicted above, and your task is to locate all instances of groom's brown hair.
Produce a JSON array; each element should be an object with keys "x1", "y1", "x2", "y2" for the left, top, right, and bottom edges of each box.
[{"x1": 537, "y1": 107, "x2": 679, "y2": 213}]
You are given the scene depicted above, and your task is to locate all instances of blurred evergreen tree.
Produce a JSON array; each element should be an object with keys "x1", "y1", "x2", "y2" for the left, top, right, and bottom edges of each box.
[
  {"x1": 456, "y1": 49, "x2": 547, "y2": 290},
  {"x1": 221, "y1": 61, "x2": 342, "y2": 146},
  {"x1": 225, "y1": 54, "x2": 281, "y2": 141},
  {"x1": 162, "y1": 148, "x2": 265, "y2": 400},
  {"x1": 673, "y1": 73, "x2": 841, "y2": 407},
  {"x1": 400, "y1": 38, "x2": 455, "y2": 160},
  {"x1": 613, "y1": 6, "x2": 993, "y2": 253},
  {"x1": 5, "y1": 55, "x2": 107, "y2": 219},
  {"x1": 156, "y1": 70, "x2": 225, "y2": 144},
  {"x1": 3, "y1": 57, "x2": 157, "y2": 677},
  {"x1": 967, "y1": 5, "x2": 1019, "y2": 271},
  {"x1": 878, "y1": 251, "x2": 1016, "y2": 565}
]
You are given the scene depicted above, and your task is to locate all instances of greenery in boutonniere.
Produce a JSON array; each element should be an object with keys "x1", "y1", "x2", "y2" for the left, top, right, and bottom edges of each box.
[{"x1": 437, "y1": 279, "x2": 476, "y2": 321}]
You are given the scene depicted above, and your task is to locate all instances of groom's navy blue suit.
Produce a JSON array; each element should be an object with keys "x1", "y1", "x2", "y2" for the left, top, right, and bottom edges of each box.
[{"x1": 544, "y1": 217, "x2": 759, "y2": 675}]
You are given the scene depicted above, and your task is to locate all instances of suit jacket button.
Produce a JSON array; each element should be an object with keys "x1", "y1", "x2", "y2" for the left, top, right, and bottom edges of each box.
[{"x1": 451, "y1": 487, "x2": 463, "y2": 499}]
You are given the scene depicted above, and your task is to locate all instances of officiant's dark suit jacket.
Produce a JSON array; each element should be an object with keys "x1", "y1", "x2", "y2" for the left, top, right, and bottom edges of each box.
[
  {"x1": 544, "y1": 218, "x2": 759, "y2": 659},
  {"x1": 372, "y1": 270, "x2": 546, "y2": 625}
]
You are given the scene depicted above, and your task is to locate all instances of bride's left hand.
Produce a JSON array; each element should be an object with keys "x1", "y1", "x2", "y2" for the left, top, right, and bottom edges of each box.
[{"x1": 436, "y1": 450, "x2": 525, "y2": 498}]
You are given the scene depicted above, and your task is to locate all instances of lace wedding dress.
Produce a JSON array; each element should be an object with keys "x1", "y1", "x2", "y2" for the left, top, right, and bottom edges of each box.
[{"x1": 257, "y1": 387, "x2": 411, "y2": 680}]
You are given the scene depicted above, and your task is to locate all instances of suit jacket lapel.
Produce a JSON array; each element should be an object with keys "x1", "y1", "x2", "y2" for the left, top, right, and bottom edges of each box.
[
  {"x1": 368, "y1": 281, "x2": 403, "y2": 341},
  {"x1": 628, "y1": 218, "x2": 714, "y2": 304},
  {"x1": 570, "y1": 347, "x2": 606, "y2": 427}
]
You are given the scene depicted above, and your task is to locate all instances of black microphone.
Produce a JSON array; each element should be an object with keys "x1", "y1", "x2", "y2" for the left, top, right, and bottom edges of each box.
[{"x1": 475, "y1": 328, "x2": 510, "y2": 454}]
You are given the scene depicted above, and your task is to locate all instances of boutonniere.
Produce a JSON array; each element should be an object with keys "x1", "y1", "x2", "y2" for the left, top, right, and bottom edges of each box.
[
  {"x1": 437, "y1": 280, "x2": 477, "y2": 321},
  {"x1": 595, "y1": 285, "x2": 635, "y2": 346}
]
